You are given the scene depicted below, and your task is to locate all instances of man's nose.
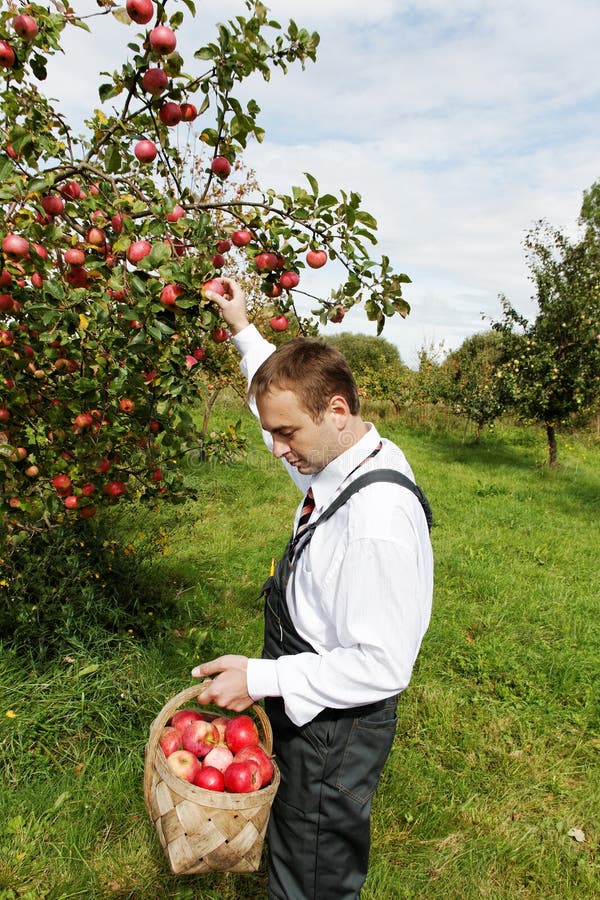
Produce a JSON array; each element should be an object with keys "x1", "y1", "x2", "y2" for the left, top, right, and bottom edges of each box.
[{"x1": 272, "y1": 436, "x2": 290, "y2": 458}]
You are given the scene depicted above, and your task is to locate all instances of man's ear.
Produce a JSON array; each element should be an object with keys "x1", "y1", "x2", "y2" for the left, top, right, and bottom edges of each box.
[{"x1": 328, "y1": 394, "x2": 351, "y2": 429}]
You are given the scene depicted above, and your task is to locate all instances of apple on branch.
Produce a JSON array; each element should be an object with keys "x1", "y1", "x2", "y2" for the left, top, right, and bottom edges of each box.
[
  {"x1": 211, "y1": 156, "x2": 231, "y2": 178},
  {"x1": 126, "y1": 0, "x2": 154, "y2": 25},
  {"x1": 149, "y1": 25, "x2": 176, "y2": 55},
  {"x1": 306, "y1": 249, "x2": 328, "y2": 269},
  {"x1": 134, "y1": 139, "x2": 157, "y2": 163},
  {"x1": 269, "y1": 315, "x2": 289, "y2": 332},
  {"x1": 142, "y1": 67, "x2": 168, "y2": 95},
  {"x1": 13, "y1": 15, "x2": 39, "y2": 41}
]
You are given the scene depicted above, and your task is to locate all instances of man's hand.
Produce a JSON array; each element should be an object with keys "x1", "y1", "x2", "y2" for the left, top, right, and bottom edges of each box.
[
  {"x1": 203, "y1": 277, "x2": 250, "y2": 335},
  {"x1": 191, "y1": 654, "x2": 253, "y2": 711}
]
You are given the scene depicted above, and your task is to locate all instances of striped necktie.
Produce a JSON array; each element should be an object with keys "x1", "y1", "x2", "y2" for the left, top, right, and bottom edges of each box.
[{"x1": 295, "y1": 487, "x2": 315, "y2": 540}]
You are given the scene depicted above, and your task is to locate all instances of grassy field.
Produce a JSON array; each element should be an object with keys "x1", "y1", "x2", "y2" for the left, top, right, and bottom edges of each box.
[{"x1": 1, "y1": 398, "x2": 599, "y2": 899}]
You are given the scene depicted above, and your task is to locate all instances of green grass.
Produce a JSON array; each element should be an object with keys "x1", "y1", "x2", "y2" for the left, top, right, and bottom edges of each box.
[{"x1": 1, "y1": 401, "x2": 599, "y2": 898}]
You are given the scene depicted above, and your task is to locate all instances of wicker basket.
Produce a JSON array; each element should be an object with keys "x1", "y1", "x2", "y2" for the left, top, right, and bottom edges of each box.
[{"x1": 144, "y1": 684, "x2": 280, "y2": 875}]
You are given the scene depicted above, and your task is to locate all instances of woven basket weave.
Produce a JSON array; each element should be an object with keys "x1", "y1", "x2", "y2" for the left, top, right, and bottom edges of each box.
[{"x1": 144, "y1": 684, "x2": 280, "y2": 875}]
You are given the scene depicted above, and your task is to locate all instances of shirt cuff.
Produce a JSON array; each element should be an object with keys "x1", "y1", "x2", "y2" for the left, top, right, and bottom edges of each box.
[
  {"x1": 246, "y1": 658, "x2": 281, "y2": 701},
  {"x1": 232, "y1": 323, "x2": 268, "y2": 354}
]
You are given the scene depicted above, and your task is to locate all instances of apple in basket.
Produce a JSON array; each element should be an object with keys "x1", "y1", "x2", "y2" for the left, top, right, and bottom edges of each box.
[
  {"x1": 211, "y1": 715, "x2": 230, "y2": 742},
  {"x1": 182, "y1": 719, "x2": 220, "y2": 758},
  {"x1": 158, "y1": 726, "x2": 183, "y2": 758},
  {"x1": 170, "y1": 708, "x2": 206, "y2": 733},
  {"x1": 224, "y1": 760, "x2": 261, "y2": 793},
  {"x1": 194, "y1": 765, "x2": 225, "y2": 792},
  {"x1": 234, "y1": 745, "x2": 274, "y2": 788},
  {"x1": 225, "y1": 715, "x2": 259, "y2": 753},
  {"x1": 166, "y1": 750, "x2": 202, "y2": 784},
  {"x1": 203, "y1": 745, "x2": 234, "y2": 773}
]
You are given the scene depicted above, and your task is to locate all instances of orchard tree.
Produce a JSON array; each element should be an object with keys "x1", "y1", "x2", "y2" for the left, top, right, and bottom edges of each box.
[
  {"x1": 0, "y1": 0, "x2": 411, "y2": 545},
  {"x1": 494, "y1": 186, "x2": 600, "y2": 466},
  {"x1": 440, "y1": 331, "x2": 510, "y2": 439}
]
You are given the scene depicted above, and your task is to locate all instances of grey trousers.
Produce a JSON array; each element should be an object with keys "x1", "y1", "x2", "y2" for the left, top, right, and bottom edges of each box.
[{"x1": 265, "y1": 695, "x2": 398, "y2": 900}]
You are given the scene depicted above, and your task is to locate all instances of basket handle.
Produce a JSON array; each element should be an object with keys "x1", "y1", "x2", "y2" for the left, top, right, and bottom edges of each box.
[{"x1": 144, "y1": 682, "x2": 274, "y2": 786}]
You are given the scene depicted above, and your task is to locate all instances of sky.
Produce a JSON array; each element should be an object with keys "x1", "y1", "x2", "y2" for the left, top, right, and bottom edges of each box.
[{"x1": 42, "y1": 0, "x2": 600, "y2": 366}]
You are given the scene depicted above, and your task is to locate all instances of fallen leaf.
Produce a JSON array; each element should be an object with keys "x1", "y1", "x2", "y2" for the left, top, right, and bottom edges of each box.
[{"x1": 567, "y1": 827, "x2": 585, "y2": 843}]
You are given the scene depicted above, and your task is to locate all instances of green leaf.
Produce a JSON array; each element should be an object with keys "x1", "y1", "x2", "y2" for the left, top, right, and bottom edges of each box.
[
  {"x1": 105, "y1": 144, "x2": 121, "y2": 174},
  {"x1": 148, "y1": 243, "x2": 172, "y2": 268},
  {"x1": 305, "y1": 172, "x2": 319, "y2": 196}
]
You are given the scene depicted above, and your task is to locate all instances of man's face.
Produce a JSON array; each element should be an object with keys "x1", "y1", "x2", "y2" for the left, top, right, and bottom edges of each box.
[{"x1": 256, "y1": 388, "x2": 344, "y2": 475}]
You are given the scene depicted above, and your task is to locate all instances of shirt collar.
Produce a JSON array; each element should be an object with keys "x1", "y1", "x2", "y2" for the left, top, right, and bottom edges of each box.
[{"x1": 310, "y1": 422, "x2": 382, "y2": 511}]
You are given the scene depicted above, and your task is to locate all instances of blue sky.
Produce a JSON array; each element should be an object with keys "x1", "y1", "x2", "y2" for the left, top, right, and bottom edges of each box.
[{"x1": 44, "y1": 0, "x2": 600, "y2": 365}]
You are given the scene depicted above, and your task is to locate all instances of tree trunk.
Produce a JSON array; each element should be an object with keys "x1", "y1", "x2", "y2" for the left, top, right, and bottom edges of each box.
[
  {"x1": 546, "y1": 422, "x2": 558, "y2": 467},
  {"x1": 201, "y1": 387, "x2": 221, "y2": 438}
]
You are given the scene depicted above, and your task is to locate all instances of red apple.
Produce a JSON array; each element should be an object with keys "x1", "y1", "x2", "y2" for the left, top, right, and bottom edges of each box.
[
  {"x1": 60, "y1": 180, "x2": 81, "y2": 200},
  {"x1": 86, "y1": 226, "x2": 106, "y2": 248},
  {"x1": 224, "y1": 760, "x2": 261, "y2": 793},
  {"x1": 159, "y1": 102, "x2": 182, "y2": 126},
  {"x1": 166, "y1": 203, "x2": 185, "y2": 222},
  {"x1": 194, "y1": 765, "x2": 225, "y2": 792},
  {"x1": 182, "y1": 720, "x2": 220, "y2": 758},
  {"x1": 225, "y1": 715, "x2": 259, "y2": 753},
  {"x1": 81, "y1": 483, "x2": 96, "y2": 496},
  {"x1": 127, "y1": 240, "x2": 152, "y2": 263},
  {"x1": 231, "y1": 228, "x2": 253, "y2": 247},
  {"x1": 126, "y1": 0, "x2": 154, "y2": 25},
  {"x1": 64, "y1": 247, "x2": 86, "y2": 266},
  {"x1": 134, "y1": 139, "x2": 157, "y2": 163},
  {"x1": 0, "y1": 295, "x2": 13, "y2": 312},
  {"x1": 171, "y1": 708, "x2": 206, "y2": 733},
  {"x1": 149, "y1": 25, "x2": 176, "y2": 54},
  {"x1": 103, "y1": 480, "x2": 126, "y2": 497},
  {"x1": 80, "y1": 506, "x2": 97, "y2": 519},
  {"x1": 0, "y1": 407, "x2": 11, "y2": 421},
  {"x1": 331, "y1": 305, "x2": 346, "y2": 323},
  {"x1": 279, "y1": 271, "x2": 299, "y2": 290},
  {"x1": 142, "y1": 67, "x2": 168, "y2": 95},
  {"x1": 211, "y1": 327, "x2": 229, "y2": 343},
  {"x1": 167, "y1": 749, "x2": 202, "y2": 784},
  {"x1": 210, "y1": 715, "x2": 230, "y2": 742},
  {"x1": 41, "y1": 195, "x2": 64, "y2": 217},
  {"x1": 211, "y1": 156, "x2": 231, "y2": 178},
  {"x1": 191, "y1": 347, "x2": 206, "y2": 361},
  {"x1": 52, "y1": 473, "x2": 71, "y2": 495},
  {"x1": 179, "y1": 102, "x2": 197, "y2": 122},
  {"x1": 160, "y1": 283, "x2": 184, "y2": 306},
  {"x1": 216, "y1": 239, "x2": 232, "y2": 254},
  {"x1": 269, "y1": 315, "x2": 289, "y2": 332},
  {"x1": 119, "y1": 398, "x2": 135, "y2": 413},
  {"x1": 2, "y1": 234, "x2": 29, "y2": 259},
  {"x1": 201, "y1": 278, "x2": 225, "y2": 299},
  {"x1": 0, "y1": 41, "x2": 15, "y2": 69},
  {"x1": 159, "y1": 726, "x2": 183, "y2": 758},
  {"x1": 306, "y1": 249, "x2": 328, "y2": 269},
  {"x1": 234, "y1": 745, "x2": 274, "y2": 788},
  {"x1": 24, "y1": 465, "x2": 39, "y2": 478},
  {"x1": 255, "y1": 252, "x2": 278, "y2": 272},
  {"x1": 64, "y1": 495, "x2": 79, "y2": 510},
  {"x1": 73, "y1": 412, "x2": 93, "y2": 430},
  {"x1": 13, "y1": 15, "x2": 39, "y2": 40},
  {"x1": 0, "y1": 270, "x2": 11, "y2": 287},
  {"x1": 203, "y1": 745, "x2": 234, "y2": 773},
  {"x1": 65, "y1": 266, "x2": 89, "y2": 288},
  {"x1": 211, "y1": 253, "x2": 226, "y2": 269}
]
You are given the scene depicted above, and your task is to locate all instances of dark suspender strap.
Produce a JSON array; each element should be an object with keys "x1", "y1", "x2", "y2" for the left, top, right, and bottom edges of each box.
[{"x1": 295, "y1": 470, "x2": 432, "y2": 555}]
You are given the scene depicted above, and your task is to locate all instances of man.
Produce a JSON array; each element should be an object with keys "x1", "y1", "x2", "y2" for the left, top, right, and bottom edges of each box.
[{"x1": 192, "y1": 277, "x2": 433, "y2": 899}]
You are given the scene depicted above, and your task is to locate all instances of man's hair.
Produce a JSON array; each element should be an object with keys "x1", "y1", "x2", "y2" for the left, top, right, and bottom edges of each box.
[{"x1": 249, "y1": 337, "x2": 360, "y2": 421}]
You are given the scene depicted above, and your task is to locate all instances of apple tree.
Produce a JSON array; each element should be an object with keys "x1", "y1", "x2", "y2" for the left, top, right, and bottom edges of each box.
[
  {"x1": 0, "y1": 0, "x2": 412, "y2": 547},
  {"x1": 438, "y1": 330, "x2": 510, "y2": 439},
  {"x1": 493, "y1": 186, "x2": 600, "y2": 465}
]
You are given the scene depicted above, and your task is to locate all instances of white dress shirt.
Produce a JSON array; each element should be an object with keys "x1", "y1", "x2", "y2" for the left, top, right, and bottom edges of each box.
[{"x1": 234, "y1": 325, "x2": 434, "y2": 726}]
